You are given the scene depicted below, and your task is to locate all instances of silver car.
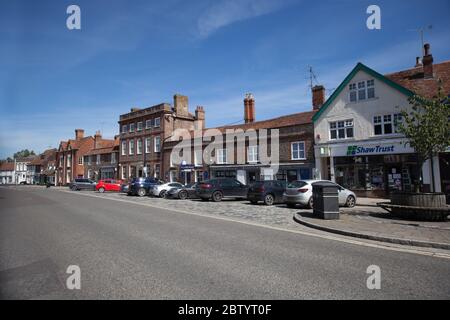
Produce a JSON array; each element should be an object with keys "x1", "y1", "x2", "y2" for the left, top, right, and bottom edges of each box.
[
  {"x1": 283, "y1": 180, "x2": 357, "y2": 208},
  {"x1": 150, "y1": 182, "x2": 184, "y2": 198}
]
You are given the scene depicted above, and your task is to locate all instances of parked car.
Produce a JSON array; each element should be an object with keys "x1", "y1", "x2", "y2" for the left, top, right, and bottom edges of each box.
[
  {"x1": 165, "y1": 183, "x2": 199, "y2": 200},
  {"x1": 195, "y1": 178, "x2": 248, "y2": 202},
  {"x1": 150, "y1": 182, "x2": 184, "y2": 198},
  {"x1": 69, "y1": 178, "x2": 96, "y2": 191},
  {"x1": 96, "y1": 179, "x2": 123, "y2": 193},
  {"x1": 19, "y1": 181, "x2": 28, "y2": 185},
  {"x1": 128, "y1": 177, "x2": 162, "y2": 197},
  {"x1": 120, "y1": 183, "x2": 129, "y2": 194},
  {"x1": 247, "y1": 180, "x2": 287, "y2": 205},
  {"x1": 283, "y1": 180, "x2": 357, "y2": 208}
]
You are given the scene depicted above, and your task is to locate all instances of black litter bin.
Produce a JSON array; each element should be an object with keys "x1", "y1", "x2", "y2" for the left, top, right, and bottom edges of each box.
[{"x1": 312, "y1": 181, "x2": 339, "y2": 219}]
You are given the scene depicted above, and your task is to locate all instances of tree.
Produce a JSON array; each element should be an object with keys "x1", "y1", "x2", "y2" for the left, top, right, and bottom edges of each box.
[
  {"x1": 397, "y1": 88, "x2": 450, "y2": 193},
  {"x1": 13, "y1": 149, "x2": 35, "y2": 159}
]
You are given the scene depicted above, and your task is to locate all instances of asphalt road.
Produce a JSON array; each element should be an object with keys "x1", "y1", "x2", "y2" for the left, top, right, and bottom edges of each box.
[{"x1": 0, "y1": 186, "x2": 449, "y2": 299}]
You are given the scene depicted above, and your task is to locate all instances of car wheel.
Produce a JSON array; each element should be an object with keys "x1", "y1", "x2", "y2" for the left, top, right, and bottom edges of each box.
[
  {"x1": 159, "y1": 190, "x2": 167, "y2": 198},
  {"x1": 307, "y1": 197, "x2": 314, "y2": 209},
  {"x1": 212, "y1": 191, "x2": 223, "y2": 202},
  {"x1": 179, "y1": 191, "x2": 188, "y2": 200},
  {"x1": 98, "y1": 187, "x2": 105, "y2": 193},
  {"x1": 264, "y1": 194, "x2": 275, "y2": 206},
  {"x1": 137, "y1": 188, "x2": 146, "y2": 197},
  {"x1": 346, "y1": 195, "x2": 356, "y2": 208}
]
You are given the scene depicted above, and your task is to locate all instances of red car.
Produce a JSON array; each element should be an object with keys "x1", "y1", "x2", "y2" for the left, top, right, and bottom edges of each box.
[{"x1": 96, "y1": 179, "x2": 123, "y2": 193}]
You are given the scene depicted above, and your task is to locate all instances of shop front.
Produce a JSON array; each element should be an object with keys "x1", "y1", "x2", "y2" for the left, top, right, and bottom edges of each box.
[
  {"x1": 210, "y1": 163, "x2": 313, "y2": 185},
  {"x1": 317, "y1": 139, "x2": 420, "y2": 198}
]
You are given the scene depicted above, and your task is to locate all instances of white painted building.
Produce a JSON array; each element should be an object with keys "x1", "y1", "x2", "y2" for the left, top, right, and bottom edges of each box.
[
  {"x1": 0, "y1": 162, "x2": 15, "y2": 184},
  {"x1": 15, "y1": 157, "x2": 34, "y2": 184},
  {"x1": 313, "y1": 61, "x2": 445, "y2": 197}
]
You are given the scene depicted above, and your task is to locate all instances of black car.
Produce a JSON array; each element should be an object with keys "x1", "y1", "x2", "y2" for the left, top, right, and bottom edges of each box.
[
  {"x1": 247, "y1": 180, "x2": 287, "y2": 205},
  {"x1": 195, "y1": 178, "x2": 248, "y2": 202},
  {"x1": 128, "y1": 177, "x2": 162, "y2": 196},
  {"x1": 166, "y1": 183, "x2": 198, "y2": 200},
  {"x1": 69, "y1": 178, "x2": 96, "y2": 191}
]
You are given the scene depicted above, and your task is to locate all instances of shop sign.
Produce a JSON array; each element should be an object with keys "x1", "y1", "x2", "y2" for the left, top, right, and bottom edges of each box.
[{"x1": 346, "y1": 144, "x2": 395, "y2": 156}]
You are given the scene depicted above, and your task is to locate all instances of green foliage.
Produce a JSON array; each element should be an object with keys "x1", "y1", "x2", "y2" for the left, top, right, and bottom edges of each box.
[
  {"x1": 13, "y1": 149, "x2": 36, "y2": 159},
  {"x1": 398, "y1": 90, "x2": 450, "y2": 163}
]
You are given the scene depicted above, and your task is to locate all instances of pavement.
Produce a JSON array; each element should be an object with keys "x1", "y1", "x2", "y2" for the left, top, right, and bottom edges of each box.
[{"x1": 1, "y1": 185, "x2": 450, "y2": 299}]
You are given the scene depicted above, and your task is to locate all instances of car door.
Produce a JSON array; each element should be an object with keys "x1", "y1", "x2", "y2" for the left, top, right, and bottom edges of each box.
[
  {"x1": 335, "y1": 183, "x2": 347, "y2": 205},
  {"x1": 274, "y1": 181, "x2": 286, "y2": 202},
  {"x1": 218, "y1": 179, "x2": 233, "y2": 196},
  {"x1": 231, "y1": 179, "x2": 247, "y2": 197}
]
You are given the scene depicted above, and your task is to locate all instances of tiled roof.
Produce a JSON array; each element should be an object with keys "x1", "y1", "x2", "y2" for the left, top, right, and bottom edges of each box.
[
  {"x1": 215, "y1": 110, "x2": 316, "y2": 131},
  {"x1": 0, "y1": 162, "x2": 14, "y2": 171},
  {"x1": 385, "y1": 60, "x2": 450, "y2": 99},
  {"x1": 85, "y1": 140, "x2": 119, "y2": 156}
]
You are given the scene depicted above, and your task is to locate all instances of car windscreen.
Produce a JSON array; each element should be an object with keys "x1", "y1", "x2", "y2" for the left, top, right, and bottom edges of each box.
[{"x1": 287, "y1": 181, "x2": 307, "y2": 188}]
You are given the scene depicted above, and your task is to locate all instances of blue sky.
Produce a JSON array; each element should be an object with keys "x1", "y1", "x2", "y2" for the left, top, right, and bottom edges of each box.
[{"x1": 0, "y1": 0, "x2": 449, "y2": 158}]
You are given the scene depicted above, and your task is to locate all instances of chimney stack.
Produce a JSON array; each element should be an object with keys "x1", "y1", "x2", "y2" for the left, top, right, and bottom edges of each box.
[
  {"x1": 174, "y1": 94, "x2": 189, "y2": 116},
  {"x1": 75, "y1": 129, "x2": 84, "y2": 141},
  {"x1": 422, "y1": 43, "x2": 434, "y2": 79},
  {"x1": 94, "y1": 131, "x2": 102, "y2": 149},
  {"x1": 312, "y1": 85, "x2": 325, "y2": 110},
  {"x1": 195, "y1": 106, "x2": 206, "y2": 130},
  {"x1": 130, "y1": 107, "x2": 141, "y2": 112},
  {"x1": 244, "y1": 93, "x2": 255, "y2": 124}
]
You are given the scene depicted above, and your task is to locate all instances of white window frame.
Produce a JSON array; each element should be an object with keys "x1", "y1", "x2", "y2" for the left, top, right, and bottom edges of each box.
[
  {"x1": 121, "y1": 141, "x2": 127, "y2": 156},
  {"x1": 137, "y1": 122, "x2": 143, "y2": 131},
  {"x1": 373, "y1": 113, "x2": 401, "y2": 136},
  {"x1": 329, "y1": 119, "x2": 354, "y2": 140},
  {"x1": 349, "y1": 79, "x2": 375, "y2": 102},
  {"x1": 137, "y1": 139, "x2": 143, "y2": 155},
  {"x1": 78, "y1": 156, "x2": 83, "y2": 165},
  {"x1": 145, "y1": 119, "x2": 152, "y2": 129},
  {"x1": 122, "y1": 125, "x2": 127, "y2": 133},
  {"x1": 194, "y1": 149, "x2": 202, "y2": 166},
  {"x1": 96, "y1": 154, "x2": 101, "y2": 165},
  {"x1": 216, "y1": 149, "x2": 227, "y2": 164},
  {"x1": 145, "y1": 137, "x2": 151, "y2": 154},
  {"x1": 129, "y1": 139, "x2": 135, "y2": 155},
  {"x1": 247, "y1": 146, "x2": 259, "y2": 163},
  {"x1": 129, "y1": 123, "x2": 135, "y2": 133},
  {"x1": 154, "y1": 117, "x2": 160, "y2": 128},
  {"x1": 291, "y1": 142, "x2": 306, "y2": 160},
  {"x1": 154, "y1": 136, "x2": 161, "y2": 153}
]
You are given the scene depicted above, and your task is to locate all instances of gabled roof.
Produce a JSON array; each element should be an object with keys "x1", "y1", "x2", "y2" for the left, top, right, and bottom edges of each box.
[
  {"x1": 312, "y1": 62, "x2": 415, "y2": 122},
  {"x1": 0, "y1": 162, "x2": 14, "y2": 171}
]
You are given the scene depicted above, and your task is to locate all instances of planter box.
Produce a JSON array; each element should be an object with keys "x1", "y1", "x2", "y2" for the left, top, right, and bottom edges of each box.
[{"x1": 390, "y1": 192, "x2": 447, "y2": 208}]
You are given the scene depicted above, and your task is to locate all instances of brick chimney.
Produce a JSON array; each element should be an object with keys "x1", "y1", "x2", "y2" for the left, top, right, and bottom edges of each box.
[
  {"x1": 130, "y1": 107, "x2": 141, "y2": 112},
  {"x1": 94, "y1": 131, "x2": 102, "y2": 149},
  {"x1": 174, "y1": 94, "x2": 189, "y2": 116},
  {"x1": 244, "y1": 93, "x2": 255, "y2": 124},
  {"x1": 312, "y1": 85, "x2": 325, "y2": 110},
  {"x1": 422, "y1": 43, "x2": 434, "y2": 79},
  {"x1": 195, "y1": 106, "x2": 205, "y2": 130},
  {"x1": 75, "y1": 129, "x2": 84, "y2": 141}
]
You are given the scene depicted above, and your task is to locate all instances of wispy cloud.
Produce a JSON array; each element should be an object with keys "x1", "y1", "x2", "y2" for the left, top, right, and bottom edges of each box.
[{"x1": 197, "y1": 0, "x2": 294, "y2": 38}]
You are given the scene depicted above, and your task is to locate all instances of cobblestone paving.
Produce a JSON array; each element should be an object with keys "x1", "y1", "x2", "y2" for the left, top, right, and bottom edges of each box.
[{"x1": 61, "y1": 188, "x2": 387, "y2": 232}]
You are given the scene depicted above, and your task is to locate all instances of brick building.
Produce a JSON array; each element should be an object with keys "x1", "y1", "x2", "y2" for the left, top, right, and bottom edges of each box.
[
  {"x1": 56, "y1": 129, "x2": 114, "y2": 185},
  {"x1": 163, "y1": 88, "x2": 321, "y2": 185},
  {"x1": 84, "y1": 132, "x2": 120, "y2": 180},
  {"x1": 118, "y1": 94, "x2": 205, "y2": 181}
]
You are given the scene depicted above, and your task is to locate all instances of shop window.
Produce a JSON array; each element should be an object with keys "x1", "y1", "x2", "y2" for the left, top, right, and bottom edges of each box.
[{"x1": 330, "y1": 120, "x2": 353, "y2": 140}]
